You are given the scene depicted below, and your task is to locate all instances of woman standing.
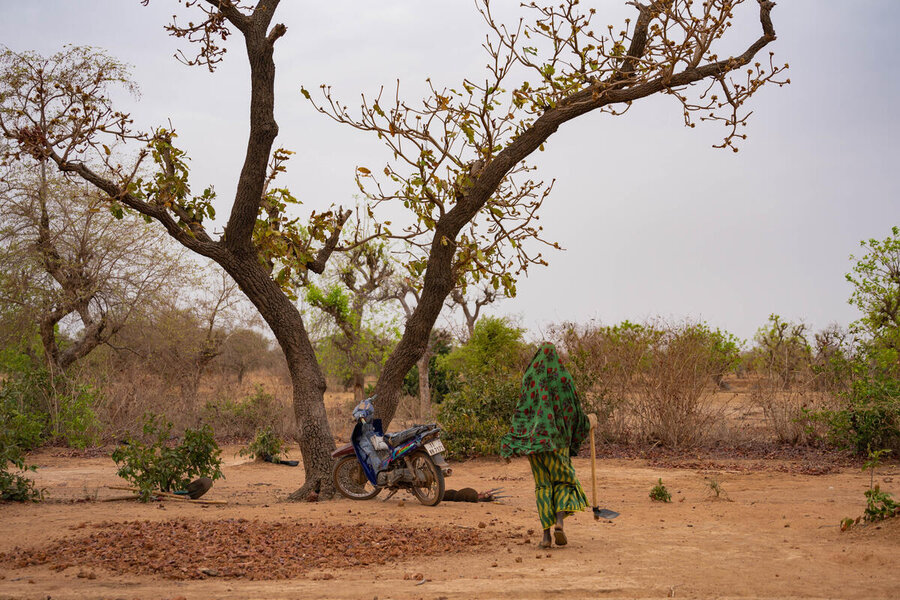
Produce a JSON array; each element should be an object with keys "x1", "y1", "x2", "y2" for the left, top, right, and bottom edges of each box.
[{"x1": 500, "y1": 342, "x2": 594, "y2": 548}]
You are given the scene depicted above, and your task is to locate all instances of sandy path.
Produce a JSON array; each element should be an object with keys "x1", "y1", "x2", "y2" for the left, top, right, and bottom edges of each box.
[{"x1": 1, "y1": 446, "x2": 898, "y2": 599}]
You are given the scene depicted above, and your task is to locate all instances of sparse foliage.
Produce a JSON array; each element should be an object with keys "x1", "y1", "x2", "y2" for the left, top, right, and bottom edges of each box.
[{"x1": 706, "y1": 476, "x2": 730, "y2": 501}]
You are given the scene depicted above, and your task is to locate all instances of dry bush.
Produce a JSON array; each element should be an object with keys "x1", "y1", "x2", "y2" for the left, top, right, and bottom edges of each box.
[
  {"x1": 551, "y1": 321, "x2": 647, "y2": 443},
  {"x1": 201, "y1": 382, "x2": 293, "y2": 439},
  {"x1": 555, "y1": 319, "x2": 739, "y2": 448},
  {"x1": 750, "y1": 374, "x2": 834, "y2": 445},
  {"x1": 392, "y1": 394, "x2": 429, "y2": 427},
  {"x1": 745, "y1": 315, "x2": 842, "y2": 445},
  {"x1": 325, "y1": 394, "x2": 358, "y2": 442},
  {"x1": 629, "y1": 322, "x2": 731, "y2": 448}
]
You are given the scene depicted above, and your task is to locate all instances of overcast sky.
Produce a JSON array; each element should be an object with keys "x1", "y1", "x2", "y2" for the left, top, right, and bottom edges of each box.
[{"x1": 2, "y1": 0, "x2": 898, "y2": 344}]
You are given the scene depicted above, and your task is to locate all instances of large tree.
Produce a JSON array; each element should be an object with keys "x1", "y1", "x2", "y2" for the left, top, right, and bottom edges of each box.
[{"x1": 0, "y1": 0, "x2": 786, "y2": 498}]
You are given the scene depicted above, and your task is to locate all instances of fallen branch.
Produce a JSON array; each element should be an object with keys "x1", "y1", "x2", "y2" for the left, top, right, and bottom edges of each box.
[
  {"x1": 106, "y1": 485, "x2": 228, "y2": 505},
  {"x1": 101, "y1": 494, "x2": 142, "y2": 502}
]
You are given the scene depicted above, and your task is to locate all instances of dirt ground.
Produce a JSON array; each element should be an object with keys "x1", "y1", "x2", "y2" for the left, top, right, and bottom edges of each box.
[{"x1": 1, "y1": 446, "x2": 899, "y2": 600}]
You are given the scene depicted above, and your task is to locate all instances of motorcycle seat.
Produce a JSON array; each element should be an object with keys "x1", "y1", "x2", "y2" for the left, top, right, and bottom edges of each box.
[{"x1": 383, "y1": 425, "x2": 431, "y2": 448}]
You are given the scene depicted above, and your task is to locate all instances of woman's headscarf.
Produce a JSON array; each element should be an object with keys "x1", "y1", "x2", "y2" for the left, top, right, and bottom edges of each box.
[{"x1": 500, "y1": 342, "x2": 589, "y2": 457}]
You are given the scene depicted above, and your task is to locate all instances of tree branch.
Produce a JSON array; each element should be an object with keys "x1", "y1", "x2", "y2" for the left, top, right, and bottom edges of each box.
[{"x1": 306, "y1": 209, "x2": 351, "y2": 274}]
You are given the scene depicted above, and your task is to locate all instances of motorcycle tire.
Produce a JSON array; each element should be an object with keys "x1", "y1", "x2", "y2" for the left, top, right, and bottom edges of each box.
[
  {"x1": 332, "y1": 455, "x2": 381, "y2": 500},
  {"x1": 409, "y1": 451, "x2": 445, "y2": 507}
]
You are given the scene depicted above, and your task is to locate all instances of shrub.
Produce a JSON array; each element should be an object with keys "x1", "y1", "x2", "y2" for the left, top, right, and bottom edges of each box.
[
  {"x1": 202, "y1": 385, "x2": 282, "y2": 437},
  {"x1": 551, "y1": 321, "x2": 648, "y2": 443},
  {"x1": 811, "y1": 371, "x2": 900, "y2": 454},
  {"x1": 555, "y1": 319, "x2": 741, "y2": 447},
  {"x1": 864, "y1": 486, "x2": 898, "y2": 522},
  {"x1": 112, "y1": 414, "x2": 223, "y2": 501},
  {"x1": 436, "y1": 317, "x2": 530, "y2": 458},
  {"x1": 54, "y1": 384, "x2": 101, "y2": 449},
  {"x1": 438, "y1": 378, "x2": 520, "y2": 458},
  {"x1": 0, "y1": 396, "x2": 46, "y2": 452},
  {"x1": 0, "y1": 366, "x2": 100, "y2": 448},
  {"x1": 240, "y1": 426, "x2": 285, "y2": 461},
  {"x1": 630, "y1": 321, "x2": 734, "y2": 448},
  {"x1": 649, "y1": 478, "x2": 671, "y2": 503},
  {"x1": 0, "y1": 419, "x2": 42, "y2": 502},
  {"x1": 842, "y1": 448, "x2": 899, "y2": 530}
]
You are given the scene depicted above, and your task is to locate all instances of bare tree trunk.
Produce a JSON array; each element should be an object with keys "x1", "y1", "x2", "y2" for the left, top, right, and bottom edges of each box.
[
  {"x1": 352, "y1": 372, "x2": 365, "y2": 403},
  {"x1": 220, "y1": 254, "x2": 336, "y2": 500},
  {"x1": 417, "y1": 350, "x2": 431, "y2": 419}
]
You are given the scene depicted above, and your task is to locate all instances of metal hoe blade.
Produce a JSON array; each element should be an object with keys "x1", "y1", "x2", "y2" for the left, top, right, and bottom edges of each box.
[{"x1": 593, "y1": 506, "x2": 619, "y2": 520}]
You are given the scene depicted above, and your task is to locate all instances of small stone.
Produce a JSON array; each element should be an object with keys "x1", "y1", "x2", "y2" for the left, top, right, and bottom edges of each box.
[
  {"x1": 478, "y1": 521, "x2": 487, "y2": 528},
  {"x1": 515, "y1": 557, "x2": 523, "y2": 563}
]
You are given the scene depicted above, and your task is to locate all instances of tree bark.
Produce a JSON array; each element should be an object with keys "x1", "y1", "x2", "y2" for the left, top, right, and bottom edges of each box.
[
  {"x1": 352, "y1": 371, "x2": 365, "y2": 403},
  {"x1": 417, "y1": 350, "x2": 431, "y2": 419},
  {"x1": 218, "y1": 253, "x2": 336, "y2": 500}
]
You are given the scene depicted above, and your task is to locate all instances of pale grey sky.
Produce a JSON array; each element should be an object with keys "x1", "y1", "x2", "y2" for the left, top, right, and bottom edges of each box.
[{"x1": 2, "y1": 1, "x2": 898, "y2": 343}]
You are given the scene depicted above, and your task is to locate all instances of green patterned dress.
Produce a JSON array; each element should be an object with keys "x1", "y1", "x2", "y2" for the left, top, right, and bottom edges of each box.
[{"x1": 501, "y1": 343, "x2": 590, "y2": 530}]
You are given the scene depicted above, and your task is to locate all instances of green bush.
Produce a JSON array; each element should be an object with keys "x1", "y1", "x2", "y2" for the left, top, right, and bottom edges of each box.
[
  {"x1": 0, "y1": 417, "x2": 43, "y2": 502},
  {"x1": 812, "y1": 372, "x2": 900, "y2": 455},
  {"x1": 438, "y1": 379, "x2": 520, "y2": 458},
  {"x1": 240, "y1": 426, "x2": 285, "y2": 461},
  {"x1": 112, "y1": 414, "x2": 223, "y2": 501},
  {"x1": 864, "y1": 486, "x2": 898, "y2": 521},
  {"x1": 55, "y1": 384, "x2": 101, "y2": 449},
  {"x1": 0, "y1": 398, "x2": 46, "y2": 452},
  {"x1": 436, "y1": 317, "x2": 530, "y2": 459},
  {"x1": 0, "y1": 366, "x2": 99, "y2": 449}
]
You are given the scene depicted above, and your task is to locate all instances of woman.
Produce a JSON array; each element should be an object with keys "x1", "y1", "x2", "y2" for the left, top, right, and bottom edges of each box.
[{"x1": 500, "y1": 342, "x2": 593, "y2": 548}]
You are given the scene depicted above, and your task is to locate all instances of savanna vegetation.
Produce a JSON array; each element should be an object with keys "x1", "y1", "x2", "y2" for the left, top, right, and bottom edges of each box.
[
  {"x1": 0, "y1": 0, "x2": 896, "y2": 512},
  {"x1": 0, "y1": 0, "x2": 789, "y2": 499}
]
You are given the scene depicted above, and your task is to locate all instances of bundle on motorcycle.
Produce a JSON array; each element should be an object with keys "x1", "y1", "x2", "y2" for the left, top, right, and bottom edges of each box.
[{"x1": 331, "y1": 397, "x2": 451, "y2": 506}]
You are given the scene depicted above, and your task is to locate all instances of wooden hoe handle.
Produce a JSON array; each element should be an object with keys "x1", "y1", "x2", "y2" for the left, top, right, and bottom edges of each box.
[{"x1": 588, "y1": 414, "x2": 598, "y2": 508}]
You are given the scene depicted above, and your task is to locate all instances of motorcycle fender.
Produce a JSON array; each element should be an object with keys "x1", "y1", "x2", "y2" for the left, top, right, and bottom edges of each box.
[
  {"x1": 331, "y1": 443, "x2": 356, "y2": 459},
  {"x1": 430, "y1": 452, "x2": 452, "y2": 477}
]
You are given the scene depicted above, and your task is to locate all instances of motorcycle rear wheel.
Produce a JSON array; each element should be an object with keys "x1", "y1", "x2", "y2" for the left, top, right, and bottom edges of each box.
[
  {"x1": 409, "y1": 451, "x2": 444, "y2": 506},
  {"x1": 332, "y1": 455, "x2": 381, "y2": 500}
]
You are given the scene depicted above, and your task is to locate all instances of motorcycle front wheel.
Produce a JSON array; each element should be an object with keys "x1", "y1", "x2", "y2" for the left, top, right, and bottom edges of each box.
[
  {"x1": 409, "y1": 451, "x2": 445, "y2": 506},
  {"x1": 332, "y1": 455, "x2": 381, "y2": 500}
]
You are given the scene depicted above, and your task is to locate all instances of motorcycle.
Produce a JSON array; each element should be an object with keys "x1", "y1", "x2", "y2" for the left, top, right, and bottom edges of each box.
[{"x1": 331, "y1": 397, "x2": 451, "y2": 506}]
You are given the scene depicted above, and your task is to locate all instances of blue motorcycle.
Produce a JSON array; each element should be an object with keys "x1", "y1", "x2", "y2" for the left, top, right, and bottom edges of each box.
[{"x1": 331, "y1": 397, "x2": 451, "y2": 506}]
